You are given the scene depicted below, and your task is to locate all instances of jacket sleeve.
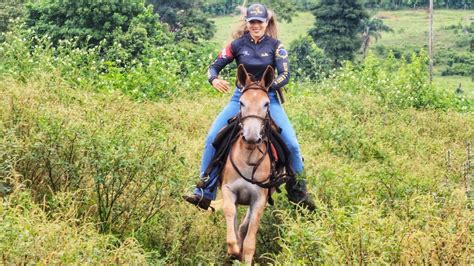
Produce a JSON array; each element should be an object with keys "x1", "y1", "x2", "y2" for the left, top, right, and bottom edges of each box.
[
  {"x1": 207, "y1": 42, "x2": 235, "y2": 84},
  {"x1": 272, "y1": 42, "x2": 290, "y2": 90}
]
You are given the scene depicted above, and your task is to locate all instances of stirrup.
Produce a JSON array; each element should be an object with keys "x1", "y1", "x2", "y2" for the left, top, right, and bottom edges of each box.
[{"x1": 196, "y1": 175, "x2": 210, "y2": 189}]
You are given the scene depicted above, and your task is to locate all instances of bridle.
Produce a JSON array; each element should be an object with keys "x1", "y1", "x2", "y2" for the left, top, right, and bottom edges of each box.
[
  {"x1": 229, "y1": 82, "x2": 277, "y2": 189},
  {"x1": 238, "y1": 82, "x2": 270, "y2": 137}
]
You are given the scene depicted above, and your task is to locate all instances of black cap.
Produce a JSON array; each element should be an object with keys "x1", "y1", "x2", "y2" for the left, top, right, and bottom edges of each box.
[{"x1": 246, "y1": 4, "x2": 268, "y2": 22}]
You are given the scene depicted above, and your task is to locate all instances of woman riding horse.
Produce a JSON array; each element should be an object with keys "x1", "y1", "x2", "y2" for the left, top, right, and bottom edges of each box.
[{"x1": 183, "y1": 3, "x2": 315, "y2": 211}]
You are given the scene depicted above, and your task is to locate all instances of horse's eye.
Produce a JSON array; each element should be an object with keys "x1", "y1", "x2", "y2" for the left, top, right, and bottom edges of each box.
[
  {"x1": 264, "y1": 102, "x2": 269, "y2": 108},
  {"x1": 240, "y1": 101, "x2": 245, "y2": 107}
]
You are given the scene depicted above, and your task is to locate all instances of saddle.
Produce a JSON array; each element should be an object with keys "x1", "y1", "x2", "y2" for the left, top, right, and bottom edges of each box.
[{"x1": 201, "y1": 114, "x2": 295, "y2": 205}]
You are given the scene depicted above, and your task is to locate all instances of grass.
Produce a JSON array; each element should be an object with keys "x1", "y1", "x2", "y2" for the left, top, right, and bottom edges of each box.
[
  {"x1": 375, "y1": 9, "x2": 472, "y2": 52},
  {"x1": 433, "y1": 75, "x2": 474, "y2": 97},
  {"x1": 0, "y1": 181, "x2": 147, "y2": 264}
]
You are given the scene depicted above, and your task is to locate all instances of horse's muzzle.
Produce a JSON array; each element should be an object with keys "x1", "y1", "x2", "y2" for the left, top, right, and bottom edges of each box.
[{"x1": 241, "y1": 134, "x2": 263, "y2": 146}]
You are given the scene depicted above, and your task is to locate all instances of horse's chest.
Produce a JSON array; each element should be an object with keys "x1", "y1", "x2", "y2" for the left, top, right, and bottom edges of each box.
[{"x1": 225, "y1": 179, "x2": 263, "y2": 206}]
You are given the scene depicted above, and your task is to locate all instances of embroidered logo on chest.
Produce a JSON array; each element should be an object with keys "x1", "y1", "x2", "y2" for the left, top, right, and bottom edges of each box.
[
  {"x1": 261, "y1": 52, "x2": 269, "y2": 57},
  {"x1": 242, "y1": 50, "x2": 250, "y2": 56}
]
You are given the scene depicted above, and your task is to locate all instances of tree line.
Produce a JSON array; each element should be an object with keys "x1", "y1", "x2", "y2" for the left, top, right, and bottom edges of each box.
[{"x1": 200, "y1": 0, "x2": 472, "y2": 16}]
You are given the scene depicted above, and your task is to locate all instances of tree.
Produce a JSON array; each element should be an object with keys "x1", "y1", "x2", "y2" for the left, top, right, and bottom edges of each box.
[
  {"x1": 200, "y1": 0, "x2": 298, "y2": 22},
  {"x1": 259, "y1": 0, "x2": 297, "y2": 23},
  {"x1": 309, "y1": 0, "x2": 369, "y2": 67},
  {"x1": 147, "y1": 0, "x2": 216, "y2": 43},
  {"x1": 359, "y1": 17, "x2": 393, "y2": 57}
]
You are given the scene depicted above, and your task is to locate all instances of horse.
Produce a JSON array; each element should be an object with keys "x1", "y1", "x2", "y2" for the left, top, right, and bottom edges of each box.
[{"x1": 220, "y1": 64, "x2": 276, "y2": 264}]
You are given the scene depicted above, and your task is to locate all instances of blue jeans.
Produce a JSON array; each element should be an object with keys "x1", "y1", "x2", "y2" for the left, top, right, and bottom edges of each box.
[{"x1": 194, "y1": 88, "x2": 304, "y2": 200}]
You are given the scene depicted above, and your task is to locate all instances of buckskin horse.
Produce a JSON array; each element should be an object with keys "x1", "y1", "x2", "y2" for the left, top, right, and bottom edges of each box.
[{"x1": 220, "y1": 64, "x2": 277, "y2": 264}]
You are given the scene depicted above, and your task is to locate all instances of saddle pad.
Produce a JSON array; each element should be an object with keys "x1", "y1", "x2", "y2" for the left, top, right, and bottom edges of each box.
[{"x1": 270, "y1": 143, "x2": 278, "y2": 162}]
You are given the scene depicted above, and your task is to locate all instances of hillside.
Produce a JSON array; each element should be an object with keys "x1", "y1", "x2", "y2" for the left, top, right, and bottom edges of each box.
[{"x1": 211, "y1": 10, "x2": 474, "y2": 95}]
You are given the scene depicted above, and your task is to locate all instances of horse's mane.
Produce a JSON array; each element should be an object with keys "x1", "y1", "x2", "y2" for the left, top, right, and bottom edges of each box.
[{"x1": 238, "y1": 73, "x2": 257, "y2": 88}]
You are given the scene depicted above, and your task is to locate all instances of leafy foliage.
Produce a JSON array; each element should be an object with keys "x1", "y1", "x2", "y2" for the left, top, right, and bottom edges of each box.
[
  {"x1": 259, "y1": 0, "x2": 298, "y2": 23},
  {"x1": 200, "y1": 0, "x2": 297, "y2": 22},
  {"x1": 0, "y1": 0, "x2": 25, "y2": 42},
  {"x1": 441, "y1": 51, "x2": 474, "y2": 76},
  {"x1": 332, "y1": 51, "x2": 471, "y2": 110},
  {"x1": 309, "y1": 0, "x2": 369, "y2": 67},
  {"x1": 359, "y1": 17, "x2": 393, "y2": 57},
  {"x1": 288, "y1": 35, "x2": 331, "y2": 81},
  {"x1": 25, "y1": 0, "x2": 171, "y2": 65},
  {"x1": 147, "y1": 0, "x2": 216, "y2": 43}
]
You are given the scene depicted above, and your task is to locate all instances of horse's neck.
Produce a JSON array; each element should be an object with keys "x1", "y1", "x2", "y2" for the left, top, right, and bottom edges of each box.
[{"x1": 230, "y1": 137, "x2": 270, "y2": 182}]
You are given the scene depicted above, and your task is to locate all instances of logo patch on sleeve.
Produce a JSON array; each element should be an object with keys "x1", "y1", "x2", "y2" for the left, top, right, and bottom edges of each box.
[
  {"x1": 218, "y1": 44, "x2": 233, "y2": 59},
  {"x1": 276, "y1": 46, "x2": 288, "y2": 59}
]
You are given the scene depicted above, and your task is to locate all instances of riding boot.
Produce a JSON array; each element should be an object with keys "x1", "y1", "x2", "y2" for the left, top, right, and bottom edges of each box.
[
  {"x1": 183, "y1": 171, "x2": 219, "y2": 211},
  {"x1": 286, "y1": 176, "x2": 316, "y2": 212},
  {"x1": 182, "y1": 194, "x2": 213, "y2": 211}
]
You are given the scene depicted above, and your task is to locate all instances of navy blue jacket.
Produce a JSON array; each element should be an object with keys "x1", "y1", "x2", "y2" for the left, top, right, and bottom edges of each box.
[{"x1": 207, "y1": 33, "x2": 290, "y2": 91}]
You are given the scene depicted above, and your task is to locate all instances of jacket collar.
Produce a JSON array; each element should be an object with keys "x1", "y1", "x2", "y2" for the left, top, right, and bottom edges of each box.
[{"x1": 245, "y1": 32, "x2": 266, "y2": 44}]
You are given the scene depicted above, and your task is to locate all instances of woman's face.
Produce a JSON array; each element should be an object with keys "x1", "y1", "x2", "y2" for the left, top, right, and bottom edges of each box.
[{"x1": 247, "y1": 20, "x2": 268, "y2": 40}]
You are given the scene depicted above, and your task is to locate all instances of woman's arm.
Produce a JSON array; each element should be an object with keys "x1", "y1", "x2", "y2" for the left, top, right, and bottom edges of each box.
[
  {"x1": 272, "y1": 42, "x2": 290, "y2": 91},
  {"x1": 207, "y1": 43, "x2": 235, "y2": 92}
]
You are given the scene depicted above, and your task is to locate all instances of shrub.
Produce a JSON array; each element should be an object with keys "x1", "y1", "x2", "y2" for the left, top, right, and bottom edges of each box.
[
  {"x1": 25, "y1": 0, "x2": 172, "y2": 66},
  {"x1": 0, "y1": 29, "x2": 214, "y2": 100},
  {"x1": 288, "y1": 36, "x2": 331, "y2": 81},
  {"x1": 0, "y1": 0, "x2": 25, "y2": 42},
  {"x1": 318, "y1": 51, "x2": 471, "y2": 110},
  {"x1": 442, "y1": 51, "x2": 474, "y2": 76},
  {"x1": 0, "y1": 79, "x2": 182, "y2": 235}
]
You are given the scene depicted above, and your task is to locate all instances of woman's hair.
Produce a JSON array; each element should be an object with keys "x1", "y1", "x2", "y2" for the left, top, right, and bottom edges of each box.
[{"x1": 232, "y1": 7, "x2": 278, "y2": 40}]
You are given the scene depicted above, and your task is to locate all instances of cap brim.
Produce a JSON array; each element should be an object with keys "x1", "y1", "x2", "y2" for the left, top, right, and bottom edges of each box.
[{"x1": 245, "y1": 17, "x2": 267, "y2": 22}]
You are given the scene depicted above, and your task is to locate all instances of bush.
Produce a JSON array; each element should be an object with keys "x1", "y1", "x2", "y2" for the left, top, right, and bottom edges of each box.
[
  {"x1": 25, "y1": 0, "x2": 172, "y2": 66},
  {"x1": 442, "y1": 51, "x2": 474, "y2": 76},
  {"x1": 0, "y1": 30, "x2": 214, "y2": 100},
  {"x1": 322, "y1": 51, "x2": 471, "y2": 110},
  {"x1": 0, "y1": 0, "x2": 25, "y2": 42},
  {"x1": 288, "y1": 36, "x2": 332, "y2": 81}
]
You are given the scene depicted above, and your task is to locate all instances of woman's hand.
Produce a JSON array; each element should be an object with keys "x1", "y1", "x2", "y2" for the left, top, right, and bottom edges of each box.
[{"x1": 212, "y1": 78, "x2": 231, "y2": 93}]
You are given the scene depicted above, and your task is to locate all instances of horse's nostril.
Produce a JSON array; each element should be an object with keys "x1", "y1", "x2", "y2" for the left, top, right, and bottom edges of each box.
[{"x1": 257, "y1": 138, "x2": 262, "y2": 143}]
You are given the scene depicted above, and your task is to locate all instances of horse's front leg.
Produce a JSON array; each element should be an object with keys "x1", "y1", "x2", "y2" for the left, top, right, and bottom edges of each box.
[
  {"x1": 241, "y1": 194, "x2": 267, "y2": 264},
  {"x1": 222, "y1": 185, "x2": 240, "y2": 258},
  {"x1": 238, "y1": 209, "x2": 251, "y2": 251}
]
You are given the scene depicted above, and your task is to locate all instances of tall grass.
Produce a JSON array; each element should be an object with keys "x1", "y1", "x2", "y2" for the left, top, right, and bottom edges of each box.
[{"x1": 0, "y1": 178, "x2": 147, "y2": 264}]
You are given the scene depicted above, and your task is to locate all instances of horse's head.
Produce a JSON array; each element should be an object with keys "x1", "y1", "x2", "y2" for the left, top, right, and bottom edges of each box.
[{"x1": 237, "y1": 64, "x2": 274, "y2": 147}]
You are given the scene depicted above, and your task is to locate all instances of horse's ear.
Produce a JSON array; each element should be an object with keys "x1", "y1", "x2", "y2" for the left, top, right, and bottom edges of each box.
[
  {"x1": 237, "y1": 64, "x2": 251, "y2": 88},
  {"x1": 260, "y1": 66, "x2": 274, "y2": 91}
]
